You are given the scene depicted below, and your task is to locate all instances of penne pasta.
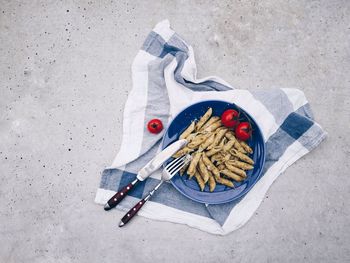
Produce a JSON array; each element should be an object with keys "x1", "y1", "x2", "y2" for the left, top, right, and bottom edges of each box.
[
  {"x1": 195, "y1": 108, "x2": 212, "y2": 131},
  {"x1": 226, "y1": 159, "x2": 254, "y2": 170},
  {"x1": 203, "y1": 120, "x2": 222, "y2": 132},
  {"x1": 225, "y1": 130, "x2": 246, "y2": 153},
  {"x1": 211, "y1": 168, "x2": 221, "y2": 181},
  {"x1": 179, "y1": 121, "x2": 196, "y2": 140},
  {"x1": 215, "y1": 160, "x2": 223, "y2": 166},
  {"x1": 219, "y1": 137, "x2": 227, "y2": 147},
  {"x1": 223, "y1": 139, "x2": 236, "y2": 152},
  {"x1": 211, "y1": 152, "x2": 223, "y2": 163},
  {"x1": 217, "y1": 163, "x2": 226, "y2": 170},
  {"x1": 194, "y1": 169, "x2": 205, "y2": 191},
  {"x1": 200, "y1": 116, "x2": 220, "y2": 131},
  {"x1": 216, "y1": 177, "x2": 234, "y2": 188},
  {"x1": 208, "y1": 171, "x2": 216, "y2": 192},
  {"x1": 179, "y1": 160, "x2": 190, "y2": 176},
  {"x1": 188, "y1": 133, "x2": 210, "y2": 149},
  {"x1": 187, "y1": 152, "x2": 202, "y2": 178},
  {"x1": 223, "y1": 153, "x2": 231, "y2": 162},
  {"x1": 206, "y1": 146, "x2": 222, "y2": 157},
  {"x1": 230, "y1": 148, "x2": 254, "y2": 165},
  {"x1": 199, "y1": 133, "x2": 215, "y2": 151},
  {"x1": 220, "y1": 169, "x2": 244, "y2": 182},
  {"x1": 224, "y1": 162, "x2": 247, "y2": 178},
  {"x1": 173, "y1": 147, "x2": 193, "y2": 158},
  {"x1": 240, "y1": 140, "x2": 253, "y2": 154},
  {"x1": 211, "y1": 169, "x2": 234, "y2": 188},
  {"x1": 224, "y1": 130, "x2": 235, "y2": 140},
  {"x1": 208, "y1": 128, "x2": 227, "y2": 150},
  {"x1": 198, "y1": 158, "x2": 210, "y2": 183},
  {"x1": 234, "y1": 142, "x2": 247, "y2": 154},
  {"x1": 230, "y1": 156, "x2": 239, "y2": 161},
  {"x1": 202, "y1": 154, "x2": 220, "y2": 178},
  {"x1": 185, "y1": 132, "x2": 198, "y2": 143}
]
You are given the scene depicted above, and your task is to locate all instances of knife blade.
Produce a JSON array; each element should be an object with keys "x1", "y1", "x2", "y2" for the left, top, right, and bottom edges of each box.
[
  {"x1": 136, "y1": 139, "x2": 188, "y2": 181},
  {"x1": 104, "y1": 139, "x2": 187, "y2": 211}
]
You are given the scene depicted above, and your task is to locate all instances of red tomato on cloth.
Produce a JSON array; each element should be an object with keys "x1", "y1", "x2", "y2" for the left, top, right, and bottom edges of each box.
[{"x1": 147, "y1": 119, "x2": 163, "y2": 134}]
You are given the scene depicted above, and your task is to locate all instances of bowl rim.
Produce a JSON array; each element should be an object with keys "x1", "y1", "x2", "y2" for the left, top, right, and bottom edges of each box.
[{"x1": 161, "y1": 99, "x2": 266, "y2": 204}]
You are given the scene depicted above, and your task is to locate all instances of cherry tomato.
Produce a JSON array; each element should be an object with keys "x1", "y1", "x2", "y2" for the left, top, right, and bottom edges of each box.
[
  {"x1": 235, "y1": 122, "x2": 252, "y2": 141},
  {"x1": 221, "y1": 109, "x2": 240, "y2": 128},
  {"x1": 147, "y1": 119, "x2": 163, "y2": 134}
]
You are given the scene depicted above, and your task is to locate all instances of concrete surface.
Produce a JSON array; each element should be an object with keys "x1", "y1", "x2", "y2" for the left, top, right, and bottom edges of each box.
[{"x1": 0, "y1": 0, "x2": 349, "y2": 262}]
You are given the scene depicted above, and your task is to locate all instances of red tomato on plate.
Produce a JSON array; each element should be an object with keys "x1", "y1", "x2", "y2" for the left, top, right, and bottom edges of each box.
[
  {"x1": 235, "y1": 122, "x2": 252, "y2": 141},
  {"x1": 221, "y1": 109, "x2": 240, "y2": 128},
  {"x1": 147, "y1": 119, "x2": 163, "y2": 134}
]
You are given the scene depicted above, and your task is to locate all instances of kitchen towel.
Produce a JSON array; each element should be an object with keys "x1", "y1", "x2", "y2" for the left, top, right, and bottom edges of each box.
[{"x1": 95, "y1": 20, "x2": 326, "y2": 235}]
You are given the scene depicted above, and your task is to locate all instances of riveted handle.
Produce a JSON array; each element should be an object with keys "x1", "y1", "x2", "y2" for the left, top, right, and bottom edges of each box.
[
  {"x1": 119, "y1": 181, "x2": 163, "y2": 227},
  {"x1": 104, "y1": 179, "x2": 139, "y2": 211},
  {"x1": 119, "y1": 197, "x2": 147, "y2": 227}
]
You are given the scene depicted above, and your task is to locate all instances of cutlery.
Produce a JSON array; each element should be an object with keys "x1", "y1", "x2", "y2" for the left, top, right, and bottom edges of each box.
[
  {"x1": 104, "y1": 139, "x2": 188, "y2": 211},
  {"x1": 119, "y1": 154, "x2": 191, "y2": 227}
]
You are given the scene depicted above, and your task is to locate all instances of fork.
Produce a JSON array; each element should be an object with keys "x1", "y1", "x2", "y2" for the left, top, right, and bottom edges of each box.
[{"x1": 119, "y1": 154, "x2": 191, "y2": 227}]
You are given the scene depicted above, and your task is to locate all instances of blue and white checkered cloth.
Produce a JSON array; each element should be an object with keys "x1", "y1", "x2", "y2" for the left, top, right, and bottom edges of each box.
[{"x1": 95, "y1": 20, "x2": 327, "y2": 235}]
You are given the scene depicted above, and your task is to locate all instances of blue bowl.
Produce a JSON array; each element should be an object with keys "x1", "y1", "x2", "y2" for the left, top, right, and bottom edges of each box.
[{"x1": 161, "y1": 100, "x2": 266, "y2": 204}]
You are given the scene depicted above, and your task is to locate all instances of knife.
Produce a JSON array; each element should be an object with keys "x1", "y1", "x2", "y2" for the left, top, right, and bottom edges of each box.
[{"x1": 104, "y1": 139, "x2": 188, "y2": 211}]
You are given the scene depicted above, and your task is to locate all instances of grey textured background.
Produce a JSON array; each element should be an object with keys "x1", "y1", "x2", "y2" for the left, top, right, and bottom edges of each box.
[{"x1": 1, "y1": 1, "x2": 349, "y2": 262}]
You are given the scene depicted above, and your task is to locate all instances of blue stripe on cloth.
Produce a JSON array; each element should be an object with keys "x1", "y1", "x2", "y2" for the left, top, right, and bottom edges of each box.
[
  {"x1": 142, "y1": 31, "x2": 188, "y2": 58},
  {"x1": 118, "y1": 171, "x2": 146, "y2": 199},
  {"x1": 159, "y1": 33, "x2": 189, "y2": 58},
  {"x1": 167, "y1": 33, "x2": 189, "y2": 52},
  {"x1": 100, "y1": 168, "x2": 123, "y2": 190},
  {"x1": 159, "y1": 43, "x2": 185, "y2": 58},
  {"x1": 296, "y1": 123, "x2": 326, "y2": 151},
  {"x1": 280, "y1": 112, "x2": 314, "y2": 140},
  {"x1": 263, "y1": 128, "x2": 296, "y2": 169},
  {"x1": 141, "y1": 31, "x2": 166, "y2": 57}
]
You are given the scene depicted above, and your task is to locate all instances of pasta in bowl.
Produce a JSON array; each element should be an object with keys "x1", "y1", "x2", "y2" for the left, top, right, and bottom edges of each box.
[{"x1": 161, "y1": 100, "x2": 266, "y2": 204}]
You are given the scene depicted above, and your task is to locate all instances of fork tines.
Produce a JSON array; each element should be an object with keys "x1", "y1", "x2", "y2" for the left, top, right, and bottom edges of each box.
[{"x1": 166, "y1": 154, "x2": 191, "y2": 175}]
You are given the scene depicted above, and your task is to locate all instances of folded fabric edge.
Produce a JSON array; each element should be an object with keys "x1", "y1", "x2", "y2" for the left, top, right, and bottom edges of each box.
[
  {"x1": 153, "y1": 19, "x2": 174, "y2": 42},
  {"x1": 281, "y1": 88, "x2": 309, "y2": 111}
]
